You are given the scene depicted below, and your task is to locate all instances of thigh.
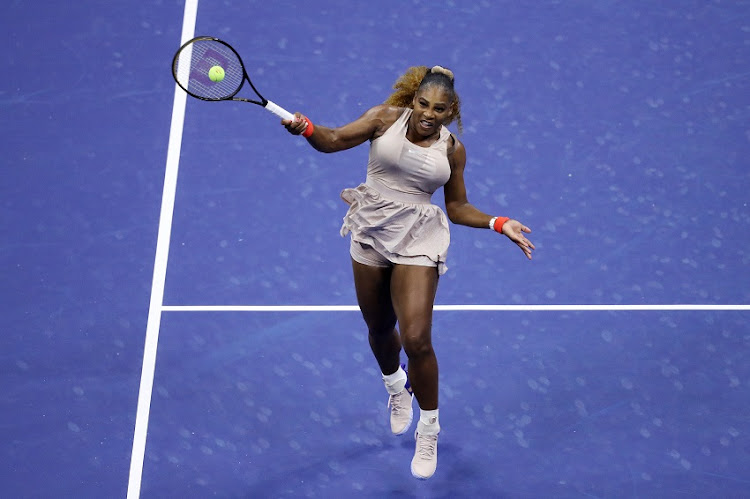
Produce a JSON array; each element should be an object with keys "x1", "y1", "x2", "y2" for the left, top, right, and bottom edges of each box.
[
  {"x1": 389, "y1": 264, "x2": 439, "y2": 334},
  {"x1": 350, "y1": 239, "x2": 391, "y2": 269},
  {"x1": 351, "y1": 258, "x2": 397, "y2": 334}
]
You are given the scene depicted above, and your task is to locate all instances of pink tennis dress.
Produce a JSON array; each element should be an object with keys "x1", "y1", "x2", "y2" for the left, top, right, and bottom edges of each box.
[{"x1": 340, "y1": 108, "x2": 453, "y2": 274}]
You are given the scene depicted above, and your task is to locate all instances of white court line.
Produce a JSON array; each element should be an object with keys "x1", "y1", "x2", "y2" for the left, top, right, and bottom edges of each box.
[
  {"x1": 162, "y1": 304, "x2": 750, "y2": 312},
  {"x1": 127, "y1": 1, "x2": 199, "y2": 498}
]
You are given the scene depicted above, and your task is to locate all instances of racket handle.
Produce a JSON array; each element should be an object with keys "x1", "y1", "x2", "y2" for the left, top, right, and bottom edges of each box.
[{"x1": 264, "y1": 100, "x2": 294, "y2": 122}]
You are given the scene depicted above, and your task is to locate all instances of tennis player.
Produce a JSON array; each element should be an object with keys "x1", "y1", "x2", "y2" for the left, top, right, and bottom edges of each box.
[{"x1": 283, "y1": 66, "x2": 534, "y2": 479}]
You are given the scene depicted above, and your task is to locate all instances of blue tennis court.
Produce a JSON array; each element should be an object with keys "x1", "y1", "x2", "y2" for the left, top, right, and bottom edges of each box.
[{"x1": 2, "y1": 1, "x2": 749, "y2": 497}]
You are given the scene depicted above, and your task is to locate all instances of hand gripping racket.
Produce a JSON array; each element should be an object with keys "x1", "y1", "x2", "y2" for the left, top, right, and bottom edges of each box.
[{"x1": 172, "y1": 36, "x2": 311, "y2": 135}]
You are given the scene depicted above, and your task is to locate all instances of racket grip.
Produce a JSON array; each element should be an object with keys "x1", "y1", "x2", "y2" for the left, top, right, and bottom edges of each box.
[{"x1": 264, "y1": 100, "x2": 294, "y2": 122}]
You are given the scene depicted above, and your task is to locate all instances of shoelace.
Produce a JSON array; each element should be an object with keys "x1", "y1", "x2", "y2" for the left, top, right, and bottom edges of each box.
[
  {"x1": 388, "y1": 391, "x2": 406, "y2": 415},
  {"x1": 415, "y1": 432, "x2": 437, "y2": 458}
]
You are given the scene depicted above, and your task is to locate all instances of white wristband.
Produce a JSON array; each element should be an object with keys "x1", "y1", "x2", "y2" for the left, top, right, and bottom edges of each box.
[{"x1": 488, "y1": 217, "x2": 497, "y2": 230}]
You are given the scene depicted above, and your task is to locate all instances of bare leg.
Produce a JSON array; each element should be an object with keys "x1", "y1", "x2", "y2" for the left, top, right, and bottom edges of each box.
[
  {"x1": 390, "y1": 264, "x2": 439, "y2": 410},
  {"x1": 351, "y1": 259, "x2": 400, "y2": 375}
]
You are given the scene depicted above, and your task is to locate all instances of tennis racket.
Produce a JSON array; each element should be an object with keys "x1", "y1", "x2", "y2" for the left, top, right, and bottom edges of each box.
[{"x1": 172, "y1": 36, "x2": 304, "y2": 128}]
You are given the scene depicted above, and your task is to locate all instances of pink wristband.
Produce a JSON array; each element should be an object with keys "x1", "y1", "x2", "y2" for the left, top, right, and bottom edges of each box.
[{"x1": 301, "y1": 117, "x2": 314, "y2": 138}]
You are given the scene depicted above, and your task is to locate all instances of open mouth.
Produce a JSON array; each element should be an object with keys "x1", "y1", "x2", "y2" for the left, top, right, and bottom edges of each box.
[{"x1": 419, "y1": 119, "x2": 434, "y2": 131}]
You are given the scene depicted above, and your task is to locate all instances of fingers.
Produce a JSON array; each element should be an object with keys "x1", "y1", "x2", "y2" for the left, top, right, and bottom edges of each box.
[
  {"x1": 514, "y1": 232, "x2": 535, "y2": 260},
  {"x1": 498, "y1": 219, "x2": 535, "y2": 260},
  {"x1": 515, "y1": 240, "x2": 533, "y2": 260},
  {"x1": 281, "y1": 112, "x2": 298, "y2": 126},
  {"x1": 522, "y1": 242, "x2": 534, "y2": 259},
  {"x1": 510, "y1": 227, "x2": 533, "y2": 247},
  {"x1": 283, "y1": 113, "x2": 306, "y2": 134}
]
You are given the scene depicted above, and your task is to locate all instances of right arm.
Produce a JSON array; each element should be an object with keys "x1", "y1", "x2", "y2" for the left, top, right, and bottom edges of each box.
[{"x1": 282, "y1": 105, "x2": 402, "y2": 153}]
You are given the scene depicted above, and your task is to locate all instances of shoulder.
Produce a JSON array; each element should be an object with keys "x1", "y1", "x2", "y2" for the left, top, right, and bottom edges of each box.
[
  {"x1": 447, "y1": 133, "x2": 465, "y2": 156},
  {"x1": 364, "y1": 105, "x2": 407, "y2": 139},
  {"x1": 366, "y1": 104, "x2": 405, "y2": 119},
  {"x1": 447, "y1": 134, "x2": 466, "y2": 167}
]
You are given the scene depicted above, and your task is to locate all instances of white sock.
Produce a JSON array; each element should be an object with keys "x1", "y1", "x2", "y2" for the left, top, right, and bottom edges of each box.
[
  {"x1": 382, "y1": 365, "x2": 407, "y2": 395},
  {"x1": 418, "y1": 408, "x2": 440, "y2": 434}
]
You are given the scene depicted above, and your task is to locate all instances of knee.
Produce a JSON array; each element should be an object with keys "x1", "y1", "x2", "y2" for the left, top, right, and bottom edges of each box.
[
  {"x1": 368, "y1": 322, "x2": 397, "y2": 341},
  {"x1": 400, "y1": 323, "x2": 433, "y2": 359}
]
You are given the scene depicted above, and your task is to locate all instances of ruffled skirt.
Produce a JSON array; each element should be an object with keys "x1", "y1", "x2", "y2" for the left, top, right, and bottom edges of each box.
[{"x1": 340, "y1": 181, "x2": 450, "y2": 274}]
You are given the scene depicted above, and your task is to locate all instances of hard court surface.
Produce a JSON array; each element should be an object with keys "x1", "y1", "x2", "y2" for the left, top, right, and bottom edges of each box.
[{"x1": 2, "y1": 1, "x2": 749, "y2": 497}]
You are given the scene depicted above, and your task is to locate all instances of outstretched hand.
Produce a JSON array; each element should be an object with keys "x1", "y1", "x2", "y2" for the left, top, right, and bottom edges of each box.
[{"x1": 502, "y1": 219, "x2": 535, "y2": 260}]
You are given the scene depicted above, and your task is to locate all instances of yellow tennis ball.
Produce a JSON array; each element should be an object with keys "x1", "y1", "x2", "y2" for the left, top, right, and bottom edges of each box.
[{"x1": 208, "y1": 65, "x2": 225, "y2": 82}]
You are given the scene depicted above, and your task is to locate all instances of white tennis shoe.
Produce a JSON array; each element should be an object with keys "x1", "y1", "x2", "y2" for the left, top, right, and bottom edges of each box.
[
  {"x1": 387, "y1": 386, "x2": 414, "y2": 435},
  {"x1": 410, "y1": 420, "x2": 439, "y2": 479}
]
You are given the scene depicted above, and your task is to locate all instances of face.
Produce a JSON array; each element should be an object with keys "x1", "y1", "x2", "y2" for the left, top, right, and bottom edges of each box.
[{"x1": 410, "y1": 85, "x2": 453, "y2": 137}]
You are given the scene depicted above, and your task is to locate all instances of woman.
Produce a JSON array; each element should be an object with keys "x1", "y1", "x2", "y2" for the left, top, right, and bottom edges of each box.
[{"x1": 283, "y1": 66, "x2": 534, "y2": 479}]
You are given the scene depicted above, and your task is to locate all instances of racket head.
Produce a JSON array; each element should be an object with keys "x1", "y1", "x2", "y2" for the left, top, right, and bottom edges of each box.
[{"x1": 172, "y1": 36, "x2": 254, "y2": 102}]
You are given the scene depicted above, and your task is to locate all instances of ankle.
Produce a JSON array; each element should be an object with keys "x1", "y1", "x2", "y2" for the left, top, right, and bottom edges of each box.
[
  {"x1": 382, "y1": 365, "x2": 407, "y2": 395},
  {"x1": 418, "y1": 409, "x2": 440, "y2": 435}
]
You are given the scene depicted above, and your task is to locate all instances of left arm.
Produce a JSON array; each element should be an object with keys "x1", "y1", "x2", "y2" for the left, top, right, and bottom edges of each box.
[{"x1": 443, "y1": 137, "x2": 535, "y2": 260}]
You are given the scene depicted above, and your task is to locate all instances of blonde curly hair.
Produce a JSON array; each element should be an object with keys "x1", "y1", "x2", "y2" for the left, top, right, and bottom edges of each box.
[{"x1": 384, "y1": 65, "x2": 463, "y2": 134}]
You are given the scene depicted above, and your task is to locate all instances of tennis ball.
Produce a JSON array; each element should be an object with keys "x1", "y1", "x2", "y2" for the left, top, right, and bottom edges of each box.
[{"x1": 208, "y1": 65, "x2": 225, "y2": 82}]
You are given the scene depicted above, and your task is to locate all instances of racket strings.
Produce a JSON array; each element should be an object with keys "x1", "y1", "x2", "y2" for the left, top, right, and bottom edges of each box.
[{"x1": 174, "y1": 39, "x2": 245, "y2": 100}]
